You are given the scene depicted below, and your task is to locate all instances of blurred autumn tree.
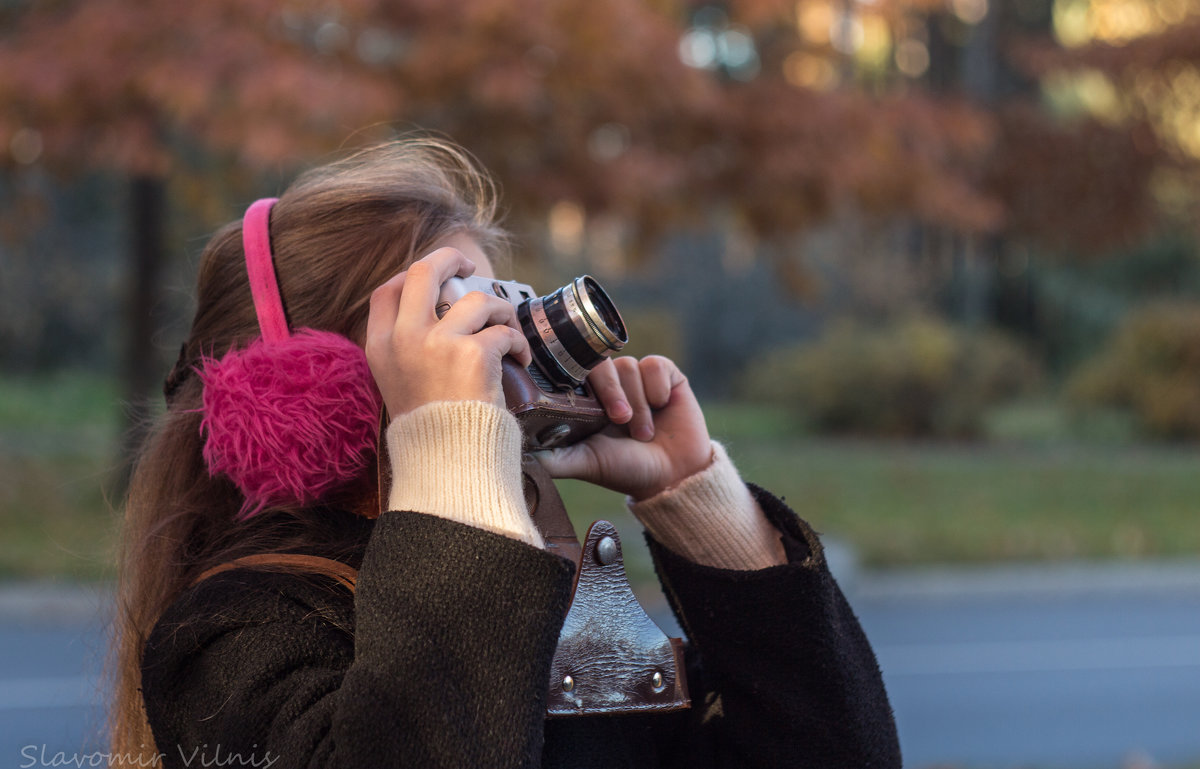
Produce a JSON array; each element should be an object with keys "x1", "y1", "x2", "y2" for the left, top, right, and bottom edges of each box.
[
  {"x1": 748, "y1": 0, "x2": 1198, "y2": 340},
  {"x1": 1, "y1": 0, "x2": 1197, "y2": 438},
  {"x1": 762, "y1": 0, "x2": 1186, "y2": 268},
  {"x1": 979, "y1": 0, "x2": 1200, "y2": 255},
  {"x1": 0, "y1": 0, "x2": 1000, "y2": 442}
]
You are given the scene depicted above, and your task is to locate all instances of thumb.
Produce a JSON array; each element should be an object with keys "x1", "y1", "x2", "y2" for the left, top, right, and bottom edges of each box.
[{"x1": 530, "y1": 443, "x2": 597, "y2": 482}]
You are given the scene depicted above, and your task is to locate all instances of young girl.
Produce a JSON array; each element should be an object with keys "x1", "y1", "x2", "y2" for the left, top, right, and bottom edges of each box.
[{"x1": 112, "y1": 138, "x2": 901, "y2": 767}]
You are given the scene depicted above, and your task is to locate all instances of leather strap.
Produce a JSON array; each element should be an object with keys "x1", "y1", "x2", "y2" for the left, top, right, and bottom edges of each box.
[
  {"x1": 193, "y1": 553, "x2": 358, "y2": 591},
  {"x1": 521, "y1": 454, "x2": 582, "y2": 565}
]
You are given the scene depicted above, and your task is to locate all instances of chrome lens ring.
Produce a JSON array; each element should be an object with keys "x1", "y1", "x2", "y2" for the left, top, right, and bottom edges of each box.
[
  {"x1": 567, "y1": 276, "x2": 627, "y2": 353},
  {"x1": 527, "y1": 297, "x2": 591, "y2": 384}
]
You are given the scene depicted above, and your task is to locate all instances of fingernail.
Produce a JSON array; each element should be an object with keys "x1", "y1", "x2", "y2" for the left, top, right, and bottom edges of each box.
[
  {"x1": 612, "y1": 400, "x2": 632, "y2": 420},
  {"x1": 634, "y1": 424, "x2": 654, "y2": 441}
]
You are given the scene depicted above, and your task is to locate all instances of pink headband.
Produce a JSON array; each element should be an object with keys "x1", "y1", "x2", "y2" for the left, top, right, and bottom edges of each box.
[{"x1": 242, "y1": 198, "x2": 288, "y2": 343}]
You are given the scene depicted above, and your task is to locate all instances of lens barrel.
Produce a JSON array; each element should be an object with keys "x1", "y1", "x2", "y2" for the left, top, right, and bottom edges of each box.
[{"x1": 517, "y1": 276, "x2": 627, "y2": 386}]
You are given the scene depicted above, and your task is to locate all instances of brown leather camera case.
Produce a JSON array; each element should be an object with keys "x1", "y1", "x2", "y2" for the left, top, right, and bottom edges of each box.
[
  {"x1": 501, "y1": 359, "x2": 610, "y2": 450},
  {"x1": 522, "y1": 456, "x2": 690, "y2": 717}
]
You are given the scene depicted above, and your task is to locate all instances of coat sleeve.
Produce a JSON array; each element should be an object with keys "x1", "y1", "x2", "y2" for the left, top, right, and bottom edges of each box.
[
  {"x1": 141, "y1": 511, "x2": 575, "y2": 769},
  {"x1": 649, "y1": 485, "x2": 902, "y2": 769}
]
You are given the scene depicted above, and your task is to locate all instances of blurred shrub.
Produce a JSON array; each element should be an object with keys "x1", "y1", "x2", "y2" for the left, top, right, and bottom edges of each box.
[
  {"x1": 742, "y1": 315, "x2": 1041, "y2": 438},
  {"x1": 619, "y1": 308, "x2": 686, "y2": 369},
  {"x1": 1067, "y1": 302, "x2": 1200, "y2": 439}
]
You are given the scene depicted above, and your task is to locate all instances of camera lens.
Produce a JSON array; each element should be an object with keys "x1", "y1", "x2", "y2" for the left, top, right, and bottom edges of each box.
[{"x1": 517, "y1": 275, "x2": 628, "y2": 386}]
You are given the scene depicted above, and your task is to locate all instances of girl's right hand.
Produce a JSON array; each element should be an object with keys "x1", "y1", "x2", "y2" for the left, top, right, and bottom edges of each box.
[{"x1": 365, "y1": 247, "x2": 533, "y2": 417}]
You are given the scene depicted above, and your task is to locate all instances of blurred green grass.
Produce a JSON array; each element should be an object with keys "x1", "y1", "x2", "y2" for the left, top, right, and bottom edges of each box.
[
  {"x1": 0, "y1": 372, "x2": 123, "y2": 580},
  {"x1": 4, "y1": 375, "x2": 1200, "y2": 580},
  {"x1": 716, "y1": 399, "x2": 1200, "y2": 566},
  {"x1": 728, "y1": 433, "x2": 1200, "y2": 566}
]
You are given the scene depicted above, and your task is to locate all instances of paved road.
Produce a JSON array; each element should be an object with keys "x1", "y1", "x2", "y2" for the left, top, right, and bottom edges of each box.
[
  {"x1": 0, "y1": 583, "x2": 109, "y2": 768},
  {"x1": 850, "y1": 560, "x2": 1200, "y2": 768},
  {"x1": 3, "y1": 559, "x2": 1200, "y2": 769}
]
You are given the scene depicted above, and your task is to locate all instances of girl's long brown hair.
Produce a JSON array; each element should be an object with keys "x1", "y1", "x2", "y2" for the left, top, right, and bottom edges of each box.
[{"x1": 110, "y1": 138, "x2": 508, "y2": 759}]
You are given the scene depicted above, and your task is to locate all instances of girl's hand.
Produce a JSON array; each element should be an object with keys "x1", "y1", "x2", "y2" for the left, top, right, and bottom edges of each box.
[
  {"x1": 533, "y1": 355, "x2": 713, "y2": 501},
  {"x1": 365, "y1": 248, "x2": 533, "y2": 417}
]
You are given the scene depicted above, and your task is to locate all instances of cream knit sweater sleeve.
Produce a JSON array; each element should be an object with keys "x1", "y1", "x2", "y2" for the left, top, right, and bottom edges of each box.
[
  {"x1": 628, "y1": 442, "x2": 788, "y2": 571},
  {"x1": 385, "y1": 400, "x2": 543, "y2": 548}
]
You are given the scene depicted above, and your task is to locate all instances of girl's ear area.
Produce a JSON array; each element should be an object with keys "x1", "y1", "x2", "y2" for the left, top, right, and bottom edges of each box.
[{"x1": 199, "y1": 329, "x2": 382, "y2": 519}]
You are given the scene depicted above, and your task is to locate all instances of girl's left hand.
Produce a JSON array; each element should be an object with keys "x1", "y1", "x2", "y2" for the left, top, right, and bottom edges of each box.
[{"x1": 532, "y1": 355, "x2": 713, "y2": 501}]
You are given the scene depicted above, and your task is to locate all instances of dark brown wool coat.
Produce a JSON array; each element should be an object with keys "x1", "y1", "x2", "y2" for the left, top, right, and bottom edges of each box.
[{"x1": 141, "y1": 487, "x2": 902, "y2": 768}]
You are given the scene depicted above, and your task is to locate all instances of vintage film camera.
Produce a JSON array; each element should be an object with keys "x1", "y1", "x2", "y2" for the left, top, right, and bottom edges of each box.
[
  {"x1": 436, "y1": 274, "x2": 690, "y2": 716},
  {"x1": 437, "y1": 274, "x2": 628, "y2": 450}
]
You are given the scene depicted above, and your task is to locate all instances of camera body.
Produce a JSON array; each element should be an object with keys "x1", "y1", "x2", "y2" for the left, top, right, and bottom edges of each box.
[{"x1": 437, "y1": 275, "x2": 628, "y2": 449}]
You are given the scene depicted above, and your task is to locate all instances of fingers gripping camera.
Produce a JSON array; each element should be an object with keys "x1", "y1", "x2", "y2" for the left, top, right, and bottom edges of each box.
[{"x1": 437, "y1": 275, "x2": 628, "y2": 449}]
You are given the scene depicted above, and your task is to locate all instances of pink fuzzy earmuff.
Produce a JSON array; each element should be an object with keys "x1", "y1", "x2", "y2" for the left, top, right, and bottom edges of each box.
[{"x1": 198, "y1": 198, "x2": 382, "y2": 519}]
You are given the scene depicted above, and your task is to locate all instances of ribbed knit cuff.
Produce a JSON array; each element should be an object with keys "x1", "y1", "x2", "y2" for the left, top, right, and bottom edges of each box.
[
  {"x1": 385, "y1": 401, "x2": 543, "y2": 548},
  {"x1": 629, "y1": 442, "x2": 786, "y2": 570}
]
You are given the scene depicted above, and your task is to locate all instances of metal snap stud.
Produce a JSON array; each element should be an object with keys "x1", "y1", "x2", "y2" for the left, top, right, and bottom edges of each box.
[
  {"x1": 562, "y1": 675, "x2": 575, "y2": 692},
  {"x1": 651, "y1": 671, "x2": 665, "y2": 691},
  {"x1": 596, "y1": 536, "x2": 618, "y2": 565},
  {"x1": 538, "y1": 423, "x2": 573, "y2": 447}
]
